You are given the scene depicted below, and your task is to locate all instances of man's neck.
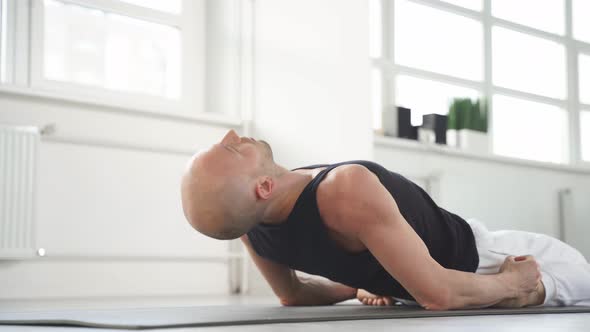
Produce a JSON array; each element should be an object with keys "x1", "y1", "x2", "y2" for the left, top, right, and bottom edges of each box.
[{"x1": 258, "y1": 169, "x2": 314, "y2": 226}]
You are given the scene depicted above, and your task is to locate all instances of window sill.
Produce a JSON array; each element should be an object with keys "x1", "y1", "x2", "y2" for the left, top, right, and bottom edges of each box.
[
  {"x1": 374, "y1": 134, "x2": 590, "y2": 175},
  {"x1": 0, "y1": 84, "x2": 242, "y2": 128}
]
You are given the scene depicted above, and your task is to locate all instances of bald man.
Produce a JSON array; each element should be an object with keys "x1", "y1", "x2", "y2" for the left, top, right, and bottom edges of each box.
[{"x1": 181, "y1": 129, "x2": 590, "y2": 310}]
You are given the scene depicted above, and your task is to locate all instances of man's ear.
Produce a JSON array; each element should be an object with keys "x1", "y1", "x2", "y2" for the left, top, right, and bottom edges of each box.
[{"x1": 255, "y1": 176, "x2": 273, "y2": 200}]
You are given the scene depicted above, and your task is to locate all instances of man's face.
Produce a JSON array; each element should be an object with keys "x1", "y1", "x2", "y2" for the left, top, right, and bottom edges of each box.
[
  {"x1": 199, "y1": 129, "x2": 274, "y2": 178},
  {"x1": 181, "y1": 129, "x2": 273, "y2": 239}
]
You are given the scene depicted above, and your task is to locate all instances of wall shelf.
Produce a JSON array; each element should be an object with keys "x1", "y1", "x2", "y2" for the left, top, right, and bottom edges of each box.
[{"x1": 374, "y1": 134, "x2": 590, "y2": 175}]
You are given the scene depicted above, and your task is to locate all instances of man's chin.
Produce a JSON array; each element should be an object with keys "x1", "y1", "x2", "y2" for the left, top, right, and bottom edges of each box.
[{"x1": 260, "y1": 140, "x2": 274, "y2": 160}]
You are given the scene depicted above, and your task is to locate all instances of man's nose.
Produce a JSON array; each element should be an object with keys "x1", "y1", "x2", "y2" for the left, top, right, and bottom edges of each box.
[{"x1": 221, "y1": 129, "x2": 240, "y2": 144}]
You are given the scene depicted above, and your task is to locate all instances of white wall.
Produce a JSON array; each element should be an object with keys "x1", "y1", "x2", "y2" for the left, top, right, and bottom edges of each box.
[
  {"x1": 251, "y1": 0, "x2": 372, "y2": 168},
  {"x1": 0, "y1": 92, "x2": 236, "y2": 299}
]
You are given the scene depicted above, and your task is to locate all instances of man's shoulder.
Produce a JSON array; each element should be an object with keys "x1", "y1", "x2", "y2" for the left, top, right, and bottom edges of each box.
[
  {"x1": 316, "y1": 164, "x2": 383, "y2": 233},
  {"x1": 320, "y1": 163, "x2": 376, "y2": 188}
]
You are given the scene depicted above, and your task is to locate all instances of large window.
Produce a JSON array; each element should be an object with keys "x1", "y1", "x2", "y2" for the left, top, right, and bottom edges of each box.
[
  {"x1": 35, "y1": 0, "x2": 182, "y2": 101},
  {"x1": 41, "y1": 0, "x2": 181, "y2": 99},
  {"x1": 0, "y1": 0, "x2": 212, "y2": 116},
  {"x1": 371, "y1": 0, "x2": 590, "y2": 165}
]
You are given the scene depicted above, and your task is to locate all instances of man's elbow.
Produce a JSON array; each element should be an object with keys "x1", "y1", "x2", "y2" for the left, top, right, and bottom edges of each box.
[
  {"x1": 418, "y1": 288, "x2": 452, "y2": 311},
  {"x1": 279, "y1": 296, "x2": 298, "y2": 306},
  {"x1": 278, "y1": 283, "x2": 303, "y2": 306}
]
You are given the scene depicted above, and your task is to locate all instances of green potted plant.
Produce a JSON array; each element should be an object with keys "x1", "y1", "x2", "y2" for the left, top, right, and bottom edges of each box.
[{"x1": 447, "y1": 98, "x2": 489, "y2": 153}]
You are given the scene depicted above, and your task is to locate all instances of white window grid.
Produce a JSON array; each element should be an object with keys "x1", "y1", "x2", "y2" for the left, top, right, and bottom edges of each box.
[
  {"x1": 373, "y1": 0, "x2": 590, "y2": 166},
  {"x1": 0, "y1": 0, "x2": 203, "y2": 118}
]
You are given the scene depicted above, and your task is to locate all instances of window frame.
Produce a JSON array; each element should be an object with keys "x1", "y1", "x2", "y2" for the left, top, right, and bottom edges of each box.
[{"x1": 373, "y1": 0, "x2": 590, "y2": 166}]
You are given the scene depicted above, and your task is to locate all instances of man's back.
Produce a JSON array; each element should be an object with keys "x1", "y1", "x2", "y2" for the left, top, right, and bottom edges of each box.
[{"x1": 246, "y1": 160, "x2": 479, "y2": 300}]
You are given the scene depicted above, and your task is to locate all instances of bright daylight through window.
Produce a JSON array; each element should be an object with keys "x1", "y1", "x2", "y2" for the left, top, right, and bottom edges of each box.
[
  {"x1": 394, "y1": 0, "x2": 483, "y2": 81},
  {"x1": 42, "y1": 0, "x2": 181, "y2": 99},
  {"x1": 492, "y1": 27, "x2": 566, "y2": 100},
  {"x1": 493, "y1": 95, "x2": 568, "y2": 164},
  {"x1": 440, "y1": 0, "x2": 482, "y2": 11},
  {"x1": 118, "y1": 0, "x2": 181, "y2": 14},
  {"x1": 371, "y1": 0, "x2": 588, "y2": 165},
  {"x1": 492, "y1": 0, "x2": 564, "y2": 35}
]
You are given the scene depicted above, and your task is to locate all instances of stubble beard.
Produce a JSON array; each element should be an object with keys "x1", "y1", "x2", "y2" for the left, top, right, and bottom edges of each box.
[{"x1": 259, "y1": 140, "x2": 274, "y2": 161}]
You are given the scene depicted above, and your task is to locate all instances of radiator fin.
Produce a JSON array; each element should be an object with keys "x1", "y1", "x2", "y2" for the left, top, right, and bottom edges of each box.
[{"x1": 0, "y1": 125, "x2": 38, "y2": 259}]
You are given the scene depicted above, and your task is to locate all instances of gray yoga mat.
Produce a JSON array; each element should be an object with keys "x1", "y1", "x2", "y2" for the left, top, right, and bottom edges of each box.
[{"x1": 1, "y1": 304, "x2": 590, "y2": 330}]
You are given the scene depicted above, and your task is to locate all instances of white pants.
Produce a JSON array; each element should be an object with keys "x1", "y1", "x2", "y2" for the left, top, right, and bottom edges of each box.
[{"x1": 467, "y1": 218, "x2": 590, "y2": 306}]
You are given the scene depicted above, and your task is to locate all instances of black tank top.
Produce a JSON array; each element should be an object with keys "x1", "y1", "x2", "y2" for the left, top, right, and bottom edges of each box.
[{"x1": 246, "y1": 160, "x2": 479, "y2": 300}]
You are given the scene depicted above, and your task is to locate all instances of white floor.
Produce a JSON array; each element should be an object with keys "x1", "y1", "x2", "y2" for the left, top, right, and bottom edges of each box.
[{"x1": 1, "y1": 296, "x2": 590, "y2": 332}]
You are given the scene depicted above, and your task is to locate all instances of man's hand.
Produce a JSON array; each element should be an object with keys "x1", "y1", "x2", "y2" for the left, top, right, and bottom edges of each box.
[{"x1": 495, "y1": 255, "x2": 545, "y2": 308}]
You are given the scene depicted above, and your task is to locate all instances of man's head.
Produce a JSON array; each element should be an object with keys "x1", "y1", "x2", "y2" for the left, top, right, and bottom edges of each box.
[{"x1": 181, "y1": 129, "x2": 276, "y2": 240}]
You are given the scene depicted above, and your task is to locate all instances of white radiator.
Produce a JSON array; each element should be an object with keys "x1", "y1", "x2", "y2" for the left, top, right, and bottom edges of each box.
[{"x1": 0, "y1": 125, "x2": 39, "y2": 259}]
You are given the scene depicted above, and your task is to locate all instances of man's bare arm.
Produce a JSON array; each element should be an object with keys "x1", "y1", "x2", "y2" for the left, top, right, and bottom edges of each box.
[
  {"x1": 443, "y1": 255, "x2": 543, "y2": 309},
  {"x1": 318, "y1": 165, "x2": 540, "y2": 310},
  {"x1": 241, "y1": 235, "x2": 357, "y2": 306},
  {"x1": 358, "y1": 215, "x2": 516, "y2": 310}
]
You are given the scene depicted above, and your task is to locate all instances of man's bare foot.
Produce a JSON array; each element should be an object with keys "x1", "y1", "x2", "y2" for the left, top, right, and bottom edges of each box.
[
  {"x1": 357, "y1": 289, "x2": 395, "y2": 306},
  {"x1": 495, "y1": 281, "x2": 546, "y2": 308}
]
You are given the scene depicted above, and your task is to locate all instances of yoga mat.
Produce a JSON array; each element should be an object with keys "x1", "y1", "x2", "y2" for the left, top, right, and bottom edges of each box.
[{"x1": 1, "y1": 304, "x2": 590, "y2": 330}]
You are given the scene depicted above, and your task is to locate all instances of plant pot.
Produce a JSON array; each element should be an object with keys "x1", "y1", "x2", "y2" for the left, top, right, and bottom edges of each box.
[
  {"x1": 446, "y1": 129, "x2": 459, "y2": 147},
  {"x1": 446, "y1": 129, "x2": 489, "y2": 153}
]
